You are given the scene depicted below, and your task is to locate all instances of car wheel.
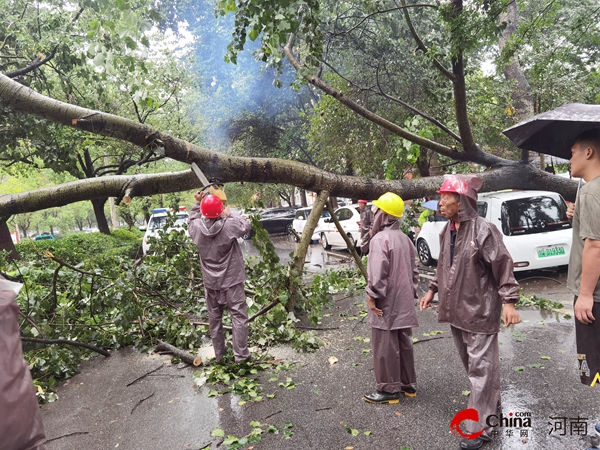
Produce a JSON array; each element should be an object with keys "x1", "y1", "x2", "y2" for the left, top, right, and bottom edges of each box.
[
  {"x1": 417, "y1": 239, "x2": 433, "y2": 266},
  {"x1": 242, "y1": 231, "x2": 252, "y2": 240},
  {"x1": 286, "y1": 223, "x2": 293, "y2": 235},
  {"x1": 321, "y1": 233, "x2": 332, "y2": 250}
]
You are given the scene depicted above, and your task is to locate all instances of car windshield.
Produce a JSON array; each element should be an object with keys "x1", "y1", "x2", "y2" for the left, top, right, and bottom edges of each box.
[
  {"x1": 149, "y1": 213, "x2": 189, "y2": 230},
  {"x1": 500, "y1": 195, "x2": 571, "y2": 236}
]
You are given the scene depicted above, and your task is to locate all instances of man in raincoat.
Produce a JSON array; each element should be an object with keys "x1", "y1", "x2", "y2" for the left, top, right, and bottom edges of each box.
[
  {"x1": 0, "y1": 276, "x2": 47, "y2": 450},
  {"x1": 566, "y1": 129, "x2": 600, "y2": 436},
  {"x1": 419, "y1": 175, "x2": 521, "y2": 450},
  {"x1": 362, "y1": 192, "x2": 419, "y2": 404},
  {"x1": 188, "y1": 193, "x2": 252, "y2": 363},
  {"x1": 358, "y1": 199, "x2": 373, "y2": 255}
]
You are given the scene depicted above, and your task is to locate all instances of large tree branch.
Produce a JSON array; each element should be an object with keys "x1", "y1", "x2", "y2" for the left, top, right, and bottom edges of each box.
[
  {"x1": 399, "y1": 0, "x2": 456, "y2": 82},
  {"x1": 448, "y1": 0, "x2": 480, "y2": 158},
  {"x1": 0, "y1": 170, "x2": 203, "y2": 217},
  {"x1": 498, "y1": 0, "x2": 534, "y2": 164},
  {"x1": 0, "y1": 164, "x2": 582, "y2": 218},
  {"x1": 0, "y1": 74, "x2": 581, "y2": 211},
  {"x1": 374, "y1": 64, "x2": 462, "y2": 143}
]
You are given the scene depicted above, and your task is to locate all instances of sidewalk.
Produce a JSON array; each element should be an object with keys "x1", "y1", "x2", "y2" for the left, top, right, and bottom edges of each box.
[{"x1": 40, "y1": 270, "x2": 599, "y2": 450}]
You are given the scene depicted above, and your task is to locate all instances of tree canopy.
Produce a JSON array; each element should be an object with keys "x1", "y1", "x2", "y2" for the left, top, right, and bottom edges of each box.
[{"x1": 1, "y1": 0, "x2": 599, "y2": 235}]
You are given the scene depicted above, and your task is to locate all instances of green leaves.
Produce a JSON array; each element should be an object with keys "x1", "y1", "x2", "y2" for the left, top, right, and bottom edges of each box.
[
  {"x1": 211, "y1": 428, "x2": 225, "y2": 437},
  {"x1": 341, "y1": 422, "x2": 372, "y2": 437}
]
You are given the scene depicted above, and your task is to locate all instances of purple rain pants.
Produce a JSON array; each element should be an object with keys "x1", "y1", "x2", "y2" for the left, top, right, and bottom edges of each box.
[
  {"x1": 206, "y1": 282, "x2": 250, "y2": 363},
  {"x1": 371, "y1": 327, "x2": 417, "y2": 393},
  {"x1": 451, "y1": 326, "x2": 500, "y2": 441}
]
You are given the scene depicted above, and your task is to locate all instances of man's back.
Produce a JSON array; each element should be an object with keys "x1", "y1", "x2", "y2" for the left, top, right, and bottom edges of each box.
[{"x1": 188, "y1": 205, "x2": 250, "y2": 290}]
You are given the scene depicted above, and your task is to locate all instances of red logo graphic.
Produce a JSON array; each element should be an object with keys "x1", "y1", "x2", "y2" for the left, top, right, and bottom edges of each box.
[{"x1": 450, "y1": 408, "x2": 484, "y2": 440}]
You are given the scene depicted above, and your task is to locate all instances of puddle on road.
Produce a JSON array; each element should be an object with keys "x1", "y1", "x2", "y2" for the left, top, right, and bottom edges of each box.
[
  {"x1": 516, "y1": 308, "x2": 572, "y2": 325},
  {"x1": 241, "y1": 235, "x2": 358, "y2": 273}
]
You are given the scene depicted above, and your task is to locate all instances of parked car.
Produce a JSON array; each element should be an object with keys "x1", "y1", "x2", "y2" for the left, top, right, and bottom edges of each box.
[
  {"x1": 242, "y1": 207, "x2": 297, "y2": 240},
  {"x1": 415, "y1": 190, "x2": 572, "y2": 271},
  {"x1": 140, "y1": 207, "x2": 190, "y2": 254},
  {"x1": 33, "y1": 233, "x2": 55, "y2": 241},
  {"x1": 291, "y1": 207, "x2": 331, "y2": 242},
  {"x1": 319, "y1": 204, "x2": 363, "y2": 250}
]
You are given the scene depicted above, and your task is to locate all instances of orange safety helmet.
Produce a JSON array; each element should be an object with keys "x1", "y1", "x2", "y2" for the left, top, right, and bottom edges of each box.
[{"x1": 200, "y1": 194, "x2": 224, "y2": 218}]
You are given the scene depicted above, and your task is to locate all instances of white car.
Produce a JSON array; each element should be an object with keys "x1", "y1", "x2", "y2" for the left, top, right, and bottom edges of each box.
[
  {"x1": 415, "y1": 190, "x2": 572, "y2": 272},
  {"x1": 292, "y1": 207, "x2": 331, "y2": 242},
  {"x1": 140, "y1": 207, "x2": 190, "y2": 255},
  {"x1": 319, "y1": 205, "x2": 363, "y2": 250}
]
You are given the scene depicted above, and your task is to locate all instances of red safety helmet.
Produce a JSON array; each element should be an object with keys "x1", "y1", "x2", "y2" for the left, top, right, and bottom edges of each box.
[
  {"x1": 201, "y1": 194, "x2": 224, "y2": 218},
  {"x1": 357, "y1": 199, "x2": 368, "y2": 204},
  {"x1": 437, "y1": 175, "x2": 469, "y2": 195}
]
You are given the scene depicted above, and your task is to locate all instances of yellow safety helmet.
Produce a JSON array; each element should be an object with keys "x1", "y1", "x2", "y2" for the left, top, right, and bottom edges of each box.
[{"x1": 372, "y1": 192, "x2": 404, "y2": 218}]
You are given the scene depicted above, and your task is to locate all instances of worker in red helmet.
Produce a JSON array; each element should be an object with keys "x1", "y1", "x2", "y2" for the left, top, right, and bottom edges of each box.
[
  {"x1": 357, "y1": 199, "x2": 373, "y2": 255},
  {"x1": 419, "y1": 175, "x2": 521, "y2": 450},
  {"x1": 188, "y1": 193, "x2": 252, "y2": 363}
]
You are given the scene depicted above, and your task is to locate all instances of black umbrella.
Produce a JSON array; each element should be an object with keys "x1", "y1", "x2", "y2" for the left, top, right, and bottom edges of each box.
[{"x1": 502, "y1": 103, "x2": 600, "y2": 160}]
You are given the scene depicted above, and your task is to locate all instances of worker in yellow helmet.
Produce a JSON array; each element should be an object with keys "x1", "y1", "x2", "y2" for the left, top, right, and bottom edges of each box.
[{"x1": 363, "y1": 192, "x2": 420, "y2": 404}]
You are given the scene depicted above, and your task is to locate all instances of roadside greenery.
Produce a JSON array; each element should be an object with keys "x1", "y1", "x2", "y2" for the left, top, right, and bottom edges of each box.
[{"x1": 2, "y1": 215, "x2": 364, "y2": 402}]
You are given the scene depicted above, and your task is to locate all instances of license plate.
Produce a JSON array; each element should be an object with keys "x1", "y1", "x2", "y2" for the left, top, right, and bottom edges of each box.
[{"x1": 537, "y1": 246, "x2": 566, "y2": 258}]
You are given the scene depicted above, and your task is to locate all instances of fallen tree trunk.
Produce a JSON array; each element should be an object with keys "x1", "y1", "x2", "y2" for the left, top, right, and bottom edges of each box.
[{"x1": 154, "y1": 340, "x2": 202, "y2": 366}]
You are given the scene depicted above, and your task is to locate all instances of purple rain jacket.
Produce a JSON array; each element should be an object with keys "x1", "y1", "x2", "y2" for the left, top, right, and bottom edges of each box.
[
  {"x1": 0, "y1": 277, "x2": 47, "y2": 450},
  {"x1": 366, "y1": 213, "x2": 419, "y2": 331},
  {"x1": 429, "y1": 176, "x2": 520, "y2": 334},
  {"x1": 188, "y1": 204, "x2": 251, "y2": 290}
]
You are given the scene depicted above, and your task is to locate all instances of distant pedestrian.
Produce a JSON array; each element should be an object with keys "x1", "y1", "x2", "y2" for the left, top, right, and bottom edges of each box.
[
  {"x1": 363, "y1": 192, "x2": 419, "y2": 405},
  {"x1": 419, "y1": 175, "x2": 521, "y2": 450},
  {"x1": 188, "y1": 193, "x2": 252, "y2": 363},
  {"x1": 0, "y1": 276, "x2": 47, "y2": 450},
  {"x1": 358, "y1": 199, "x2": 373, "y2": 255},
  {"x1": 566, "y1": 129, "x2": 600, "y2": 436}
]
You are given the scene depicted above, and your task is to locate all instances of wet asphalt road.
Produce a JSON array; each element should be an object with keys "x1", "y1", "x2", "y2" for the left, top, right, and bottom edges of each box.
[{"x1": 40, "y1": 236, "x2": 600, "y2": 450}]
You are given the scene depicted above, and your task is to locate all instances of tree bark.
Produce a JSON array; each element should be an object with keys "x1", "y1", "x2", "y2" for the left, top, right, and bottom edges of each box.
[
  {"x1": 498, "y1": 0, "x2": 534, "y2": 164},
  {"x1": 300, "y1": 190, "x2": 308, "y2": 207},
  {"x1": 91, "y1": 198, "x2": 110, "y2": 235},
  {"x1": 0, "y1": 220, "x2": 18, "y2": 261},
  {"x1": 154, "y1": 340, "x2": 202, "y2": 366},
  {"x1": 287, "y1": 189, "x2": 330, "y2": 312}
]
